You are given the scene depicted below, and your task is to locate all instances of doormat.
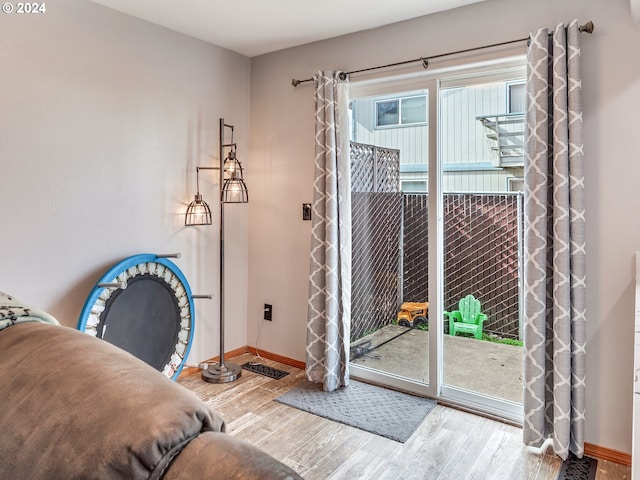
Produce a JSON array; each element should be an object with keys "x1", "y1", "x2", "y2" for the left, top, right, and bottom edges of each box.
[
  {"x1": 275, "y1": 380, "x2": 436, "y2": 442},
  {"x1": 557, "y1": 453, "x2": 598, "y2": 480},
  {"x1": 241, "y1": 362, "x2": 289, "y2": 380}
]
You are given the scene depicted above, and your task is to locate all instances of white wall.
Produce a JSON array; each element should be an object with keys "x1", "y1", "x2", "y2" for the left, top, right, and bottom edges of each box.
[
  {"x1": 0, "y1": 0, "x2": 251, "y2": 364},
  {"x1": 248, "y1": 0, "x2": 640, "y2": 454}
]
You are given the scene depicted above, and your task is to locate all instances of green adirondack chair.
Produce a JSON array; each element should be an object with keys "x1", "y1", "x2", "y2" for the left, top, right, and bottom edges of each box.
[{"x1": 444, "y1": 294, "x2": 487, "y2": 339}]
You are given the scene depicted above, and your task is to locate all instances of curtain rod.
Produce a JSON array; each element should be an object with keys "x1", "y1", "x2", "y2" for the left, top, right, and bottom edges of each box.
[{"x1": 291, "y1": 20, "x2": 594, "y2": 87}]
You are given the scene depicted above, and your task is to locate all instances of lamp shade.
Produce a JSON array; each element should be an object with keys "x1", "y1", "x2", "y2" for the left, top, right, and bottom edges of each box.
[
  {"x1": 221, "y1": 150, "x2": 248, "y2": 203},
  {"x1": 185, "y1": 193, "x2": 212, "y2": 225},
  {"x1": 221, "y1": 177, "x2": 248, "y2": 203},
  {"x1": 223, "y1": 151, "x2": 242, "y2": 178}
]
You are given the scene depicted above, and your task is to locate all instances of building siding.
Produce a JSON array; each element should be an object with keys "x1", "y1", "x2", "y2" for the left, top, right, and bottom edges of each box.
[{"x1": 351, "y1": 80, "x2": 525, "y2": 193}]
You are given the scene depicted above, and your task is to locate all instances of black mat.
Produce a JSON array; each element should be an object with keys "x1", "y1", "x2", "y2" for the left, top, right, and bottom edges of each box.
[
  {"x1": 275, "y1": 380, "x2": 436, "y2": 442},
  {"x1": 241, "y1": 362, "x2": 289, "y2": 380},
  {"x1": 557, "y1": 453, "x2": 598, "y2": 480}
]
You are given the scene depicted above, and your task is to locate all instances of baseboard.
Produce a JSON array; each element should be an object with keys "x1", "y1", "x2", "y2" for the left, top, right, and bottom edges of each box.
[
  {"x1": 177, "y1": 346, "x2": 250, "y2": 379},
  {"x1": 177, "y1": 366, "x2": 200, "y2": 379},
  {"x1": 246, "y1": 346, "x2": 306, "y2": 370},
  {"x1": 584, "y1": 442, "x2": 631, "y2": 467},
  {"x1": 178, "y1": 346, "x2": 305, "y2": 379}
]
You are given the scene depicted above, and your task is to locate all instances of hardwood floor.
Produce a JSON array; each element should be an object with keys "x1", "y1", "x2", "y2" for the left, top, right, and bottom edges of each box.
[{"x1": 178, "y1": 353, "x2": 630, "y2": 479}]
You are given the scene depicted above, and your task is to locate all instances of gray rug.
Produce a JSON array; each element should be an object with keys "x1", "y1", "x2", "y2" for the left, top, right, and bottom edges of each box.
[{"x1": 275, "y1": 380, "x2": 436, "y2": 442}]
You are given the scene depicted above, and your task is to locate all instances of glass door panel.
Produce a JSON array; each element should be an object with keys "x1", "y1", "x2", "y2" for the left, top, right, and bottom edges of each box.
[
  {"x1": 439, "y1": 72, "x2": 524, "y2": 420},
  {"x1": 349, "y1": 87, "x2": 431, "y2": 391}
]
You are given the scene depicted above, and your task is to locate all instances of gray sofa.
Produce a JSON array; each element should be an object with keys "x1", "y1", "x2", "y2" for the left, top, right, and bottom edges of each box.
[{"x1": 0, "y1": 300, "x2": 302, "y2": 479}]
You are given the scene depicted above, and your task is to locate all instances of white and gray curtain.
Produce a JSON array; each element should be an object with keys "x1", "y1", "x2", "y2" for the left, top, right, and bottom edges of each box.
[
  {"x1": 523, "y1": 20, "x2": 586, "y2": 460},
  {"x1": 306, "y1": 71, "x2": 351, "y2": 392}
]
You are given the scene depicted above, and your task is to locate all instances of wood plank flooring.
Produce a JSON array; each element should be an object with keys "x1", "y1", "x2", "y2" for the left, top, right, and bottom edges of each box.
[{"x1": 178, "y1": 353, "x2": 630, "y2": 480}]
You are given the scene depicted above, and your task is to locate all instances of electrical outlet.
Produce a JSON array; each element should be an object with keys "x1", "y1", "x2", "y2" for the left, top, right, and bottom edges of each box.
[{"x1": 264, "y1": 304, "x2": 273, "y2": 321}]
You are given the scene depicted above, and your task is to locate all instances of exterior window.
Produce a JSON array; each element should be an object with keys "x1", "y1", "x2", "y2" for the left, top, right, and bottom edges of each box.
[
  {"x1": 376, "y1": 95, "x2": 427, "y2": 127},
  {"x1": 376, "y1": 100, "x2": 399, "y2": 126},
  {"x1": 507, "y1": 176, "x2": 524, "y2": 192},
  {"x1": 507, "y1": 82, "x2": 526, "y2": 113}
]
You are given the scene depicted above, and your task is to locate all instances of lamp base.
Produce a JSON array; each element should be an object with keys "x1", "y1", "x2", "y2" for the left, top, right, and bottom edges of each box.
[{"x1": 201, "y1": 362, "x2": 242, "y2": 384}]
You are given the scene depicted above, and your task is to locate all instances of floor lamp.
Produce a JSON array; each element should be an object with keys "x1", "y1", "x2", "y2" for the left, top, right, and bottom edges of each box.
[{"x1": 185, "y1": 118, "x2": 248, "y2": 383}]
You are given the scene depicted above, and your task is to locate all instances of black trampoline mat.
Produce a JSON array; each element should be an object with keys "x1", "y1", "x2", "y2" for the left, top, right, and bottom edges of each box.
[{"x1": 99, "y1": 274, "x2": 180, "y2": 371}]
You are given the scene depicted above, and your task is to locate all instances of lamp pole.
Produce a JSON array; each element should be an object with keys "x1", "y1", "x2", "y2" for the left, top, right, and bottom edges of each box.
[{"x1": 201, "y1": 118, "x2": 243, "y2": 383}]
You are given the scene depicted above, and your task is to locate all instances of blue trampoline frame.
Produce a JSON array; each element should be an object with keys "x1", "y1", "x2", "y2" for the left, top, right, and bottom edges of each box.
[{"x1": 77, "y1": 253, "x2": 195, "y2": 380}]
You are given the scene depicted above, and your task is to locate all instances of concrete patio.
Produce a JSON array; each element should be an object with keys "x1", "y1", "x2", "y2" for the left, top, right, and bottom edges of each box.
[{"x1": 350, "y1": 324, "x2": 523, "y2": 404}]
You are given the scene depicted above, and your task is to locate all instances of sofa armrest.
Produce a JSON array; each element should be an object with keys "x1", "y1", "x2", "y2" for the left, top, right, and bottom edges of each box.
[
  {"x1": 0, "y1": 322, "x2": 225, "y2": 480},
  {"x1": 162, "y1": 431, "x2": 303, "y2": 480}
]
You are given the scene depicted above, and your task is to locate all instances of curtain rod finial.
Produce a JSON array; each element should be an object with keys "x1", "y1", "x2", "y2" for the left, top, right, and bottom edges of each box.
[
  {"x1": 292, "y1": 78, "x2": 301, "y2": 87},
  {"x1": 580, "y1": 21, "x2": 594, "y2": 33}
]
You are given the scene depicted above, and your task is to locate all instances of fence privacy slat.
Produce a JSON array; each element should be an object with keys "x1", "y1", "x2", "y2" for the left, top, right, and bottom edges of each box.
[{"x1": 350, "y1": 142, "x2": 523, "y2": 342}]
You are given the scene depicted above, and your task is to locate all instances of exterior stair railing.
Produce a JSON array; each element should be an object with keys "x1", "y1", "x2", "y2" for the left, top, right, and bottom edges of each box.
[{"x1": 476, "y1": 113, "x2": 525, "y2": 167}]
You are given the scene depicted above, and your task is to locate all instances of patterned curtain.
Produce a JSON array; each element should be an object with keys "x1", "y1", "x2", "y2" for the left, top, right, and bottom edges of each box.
[
  {"x1": 523, "y1": 21, "x2": 586, "y2": 460},
  {"x1": 306, "y1": 71, "x2": 351, "y2": 392}
]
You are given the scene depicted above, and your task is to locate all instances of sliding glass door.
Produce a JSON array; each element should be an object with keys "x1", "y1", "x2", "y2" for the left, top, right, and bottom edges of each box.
[{"x1": 349, "y1": 57, "x2": 526, "y2": 422}]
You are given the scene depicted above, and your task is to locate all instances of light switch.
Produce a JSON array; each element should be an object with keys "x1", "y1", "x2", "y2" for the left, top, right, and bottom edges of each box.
[{"x1": 302, "y1": 203, "x2": 312, "y2": 221}]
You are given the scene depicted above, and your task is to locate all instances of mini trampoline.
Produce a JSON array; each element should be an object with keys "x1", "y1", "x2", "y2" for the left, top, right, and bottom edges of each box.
[{"x1": 77, "y1": 253, "x2": 195, "y2": 380}]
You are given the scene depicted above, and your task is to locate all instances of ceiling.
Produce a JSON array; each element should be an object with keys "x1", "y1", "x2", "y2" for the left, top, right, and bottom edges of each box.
[{"x1": 89, "y1": 0, "x2": 487, "y2": 57}]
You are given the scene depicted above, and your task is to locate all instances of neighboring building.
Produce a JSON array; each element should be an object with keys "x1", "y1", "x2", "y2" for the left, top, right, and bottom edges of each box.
[{"x1": 350, "y1": 68, "x2": 526, "y2": 193}]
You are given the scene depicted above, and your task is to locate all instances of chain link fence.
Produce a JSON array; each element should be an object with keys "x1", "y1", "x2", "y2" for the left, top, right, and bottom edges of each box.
[
  {"x1": 350, "y1": 142, "x2": 523, "y2": 342},
  {"x1": 351, "y1": 143, "x2": 402, "y2": 341},
  {"x1": 402, "y1": 193, "x2": 523, "y2": 339}
]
